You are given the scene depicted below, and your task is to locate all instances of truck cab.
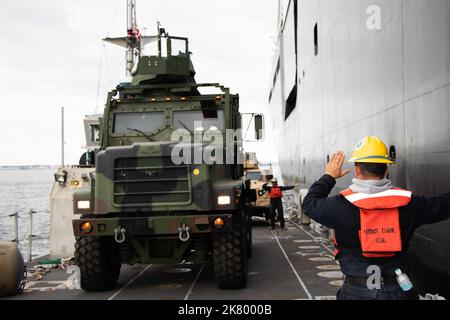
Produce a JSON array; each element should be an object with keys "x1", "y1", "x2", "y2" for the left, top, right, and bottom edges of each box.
[{"x1": 72, "y1": 28, "x2": 259, "y2": 291}]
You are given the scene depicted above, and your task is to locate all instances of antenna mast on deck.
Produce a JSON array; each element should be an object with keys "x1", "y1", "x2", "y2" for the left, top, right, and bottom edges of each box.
[
  {"x1": 103, "y1": 0, "x2": 142, "y2": 77},
  {"x1": 103, "y1": 0, "x2": 157, "y2": 78},
  {"x1": 125, "y1": 0, "x2": 138, "y2": 77}
]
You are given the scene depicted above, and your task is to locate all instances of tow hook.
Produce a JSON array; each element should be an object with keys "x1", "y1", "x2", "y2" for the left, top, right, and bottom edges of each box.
[
  {"x1": 114, "y1": 226, "x2": 126, "y2": 244},
  {"x1": 178, "y1": 224, "x2": 190, "y2": 242}
]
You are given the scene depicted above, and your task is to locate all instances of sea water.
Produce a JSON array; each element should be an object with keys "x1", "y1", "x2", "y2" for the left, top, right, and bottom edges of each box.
[{"x1": 0, "y1": 168, "x2": 54, "y2": 260}]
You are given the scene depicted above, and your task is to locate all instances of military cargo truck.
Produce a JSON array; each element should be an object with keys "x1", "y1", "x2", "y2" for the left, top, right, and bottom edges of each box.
[
  {"x1": 71, "y1": 27, "x2": 261, "y2": 291},
  {"x1": 244, "y1": 153, "x2": 273, "y2": 219}
]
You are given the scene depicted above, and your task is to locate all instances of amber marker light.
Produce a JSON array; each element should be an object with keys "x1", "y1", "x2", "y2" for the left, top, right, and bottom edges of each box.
[
  {"x1": 193, "y1": 168, "x2": 200, "y2": 176},
  {"x1": 214, "y1": 218, "x2": 225, "y2": 229},
  {"x1": 80, "y1": 222, "x2": 93, "y2": 234},
  {"x1": 71, "y1": 180, "x2": 80, "y2": 187}
]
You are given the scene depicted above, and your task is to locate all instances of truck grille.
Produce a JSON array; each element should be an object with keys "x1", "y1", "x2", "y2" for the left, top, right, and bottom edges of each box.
[{"x1": 113, "y1": 157, "x2": 191, "y2": 206}]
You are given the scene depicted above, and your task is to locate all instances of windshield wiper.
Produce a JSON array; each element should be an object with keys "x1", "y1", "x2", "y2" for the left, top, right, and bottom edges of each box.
[{"x1": 127, "y1": 128, "x2": 155, "y2": 142}]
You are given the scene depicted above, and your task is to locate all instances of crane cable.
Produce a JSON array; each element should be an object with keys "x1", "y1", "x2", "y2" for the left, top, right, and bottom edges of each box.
[
  {"x1": 95, "y1": 0, "x2": 123, "y2": 114},
  {"x1": 94, "y1": 44, "x2": 105, "y2": 114},
  {"x1": 107, "y1": 0, "x2": 123, "y2": 38}
]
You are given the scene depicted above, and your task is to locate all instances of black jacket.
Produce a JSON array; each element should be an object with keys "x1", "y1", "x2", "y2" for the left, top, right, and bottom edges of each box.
[{"x1": 302, "y1": 174, "x2": 450, "y2": 277}]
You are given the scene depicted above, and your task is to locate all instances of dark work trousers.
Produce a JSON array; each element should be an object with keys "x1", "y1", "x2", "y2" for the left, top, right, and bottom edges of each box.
[
  {"x1": 337, "y1": 281, "x2": 419, "y2": 300},
  {"x1": 270, "y1": 198, "x2": 285, "y2": 228}
]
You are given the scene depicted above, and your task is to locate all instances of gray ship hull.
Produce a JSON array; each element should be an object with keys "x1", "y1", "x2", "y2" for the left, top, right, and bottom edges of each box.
[{"x1": 267, "y1": 0, "x2": 450, "y2": 294}]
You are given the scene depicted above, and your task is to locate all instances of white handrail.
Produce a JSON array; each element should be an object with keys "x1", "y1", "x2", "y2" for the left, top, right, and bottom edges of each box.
[{"x1": 0, "y1": 208, "x2": 49, "y2": 261}]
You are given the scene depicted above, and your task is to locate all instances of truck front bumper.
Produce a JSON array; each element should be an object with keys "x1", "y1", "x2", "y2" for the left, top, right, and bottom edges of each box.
[{"x1": 73, "y1": 214, "x2": 232, "y2": 237}]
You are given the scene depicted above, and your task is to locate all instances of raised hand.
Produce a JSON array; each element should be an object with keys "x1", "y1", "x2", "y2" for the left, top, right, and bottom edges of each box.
[{"x1": 325, "y1": 151, "x2": 351, "y2": 179}]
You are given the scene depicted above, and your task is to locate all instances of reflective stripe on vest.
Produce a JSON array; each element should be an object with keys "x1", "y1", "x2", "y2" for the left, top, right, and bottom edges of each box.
[
  {"x1": 336, "y1": 188, "x2": 412, "y2": 258},
  {"x1": 269, "y1": 187, "x2": 283, "y2": 199},
  {"x1": 340, "y1": 188, "x2": 412, "y2": 209}
]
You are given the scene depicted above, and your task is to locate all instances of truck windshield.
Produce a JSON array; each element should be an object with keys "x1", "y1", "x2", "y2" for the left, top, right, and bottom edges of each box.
[
  {"x1": 246, "y1": 172, "x2": 261, "y2": 181},
  {"x1": 113, "y1": 112, "x2": 165, "y2": 134},
  {"x1": 173, "y1": 110, "x2": 224, "y2": 133},
  {"x1": 140, "y1": 37, "x2": 187, "y2": 57},
  {"x1": 170, "y1": 38, "x2": 187, "y2": 56}
]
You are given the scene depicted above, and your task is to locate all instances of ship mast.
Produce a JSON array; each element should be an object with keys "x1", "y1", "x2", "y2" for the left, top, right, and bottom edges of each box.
[
  {"x1": 103, "y1": 0, "x2": 142, "y2": 77},
  {"x1": 277, "y1": 0, "x2": 284, "y2": 31},
  {"x1": 126, "y1": 0, "x2": 138, "y2": 77}
]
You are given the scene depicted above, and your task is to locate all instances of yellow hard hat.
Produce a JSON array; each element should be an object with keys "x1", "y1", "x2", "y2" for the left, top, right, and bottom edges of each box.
[{"x1": 349, "y1": 136, "x2": 394, "y2": 164}]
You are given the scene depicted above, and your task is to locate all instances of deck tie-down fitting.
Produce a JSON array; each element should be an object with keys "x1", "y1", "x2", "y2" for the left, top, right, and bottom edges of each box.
[
  {"x1": 178, "y1": 224, "x2": 190, "y2": 242},
  {"x1": 114, "y1": 227, "x2": 126, "y2": 244}
]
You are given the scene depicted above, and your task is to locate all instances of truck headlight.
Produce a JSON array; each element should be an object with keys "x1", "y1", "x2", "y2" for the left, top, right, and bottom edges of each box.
[
  {"x1": 218, "y1": 196, "x2": 231, "y2": 205},
  {"x1": 77, "y1": 200, "x2": 90, "y2": 209},
  {"x1": 54, "y1": 171, "x2": 68, "y2": 185}
]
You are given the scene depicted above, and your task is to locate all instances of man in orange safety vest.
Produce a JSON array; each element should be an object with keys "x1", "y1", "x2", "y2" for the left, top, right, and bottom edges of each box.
[
  {"x1": 262, "y1": 178, "x2": 295, "y2": 230},
  {"x1": 302, "y1": 136, "x2": 450, "y2": 300}
]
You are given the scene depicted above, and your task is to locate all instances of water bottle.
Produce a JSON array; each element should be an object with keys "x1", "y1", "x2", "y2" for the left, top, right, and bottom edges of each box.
[{"x1": 395, "y1": 269, "x2": 413, "y2": 291}]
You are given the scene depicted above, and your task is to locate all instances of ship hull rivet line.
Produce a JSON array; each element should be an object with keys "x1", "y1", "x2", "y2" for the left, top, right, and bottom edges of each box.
[{"x1": 271, "y1": 230, "x2": 313, "y2": 300}]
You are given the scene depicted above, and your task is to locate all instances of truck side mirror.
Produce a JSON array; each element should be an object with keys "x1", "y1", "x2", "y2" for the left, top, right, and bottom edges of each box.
[
  {"x1": 242, "y1": 113, "x2": 265, "y2": 142},
  {"x1": 254, "y1": 114, "x2": 264, "y2": 141}
]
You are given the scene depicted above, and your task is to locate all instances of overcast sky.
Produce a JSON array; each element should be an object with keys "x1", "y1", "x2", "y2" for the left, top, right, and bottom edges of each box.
[{"x1": 0, "y1": 0, "x2": 279, "y2": 165}]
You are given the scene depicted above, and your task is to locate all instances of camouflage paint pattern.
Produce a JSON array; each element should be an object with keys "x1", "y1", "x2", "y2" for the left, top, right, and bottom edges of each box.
[{"x1": 72, "y1": 31, "x2": 250, "y2": 265}]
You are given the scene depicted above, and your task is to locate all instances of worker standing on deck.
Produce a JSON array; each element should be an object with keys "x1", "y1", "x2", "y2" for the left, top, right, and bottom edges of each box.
[
  {"x1": 302, "y1": 136, "x2": 450, "y2": 300},
  {"x1": 262, "y1": 179, "x2": 295, "y2": 230}
]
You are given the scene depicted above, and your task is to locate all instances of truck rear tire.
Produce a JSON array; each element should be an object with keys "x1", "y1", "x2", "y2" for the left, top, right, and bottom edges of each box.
[
  {"x1": 75, "y1": 236, "x2": 121, "y2": 292},
  {"x1": 213, "y1": 213, "x2": 248, "y2": 289}
]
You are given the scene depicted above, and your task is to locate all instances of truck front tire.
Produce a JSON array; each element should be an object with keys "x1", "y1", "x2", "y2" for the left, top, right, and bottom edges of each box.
[
  {"x1": 75, "y1": 236, "x2": 121, "y2": 292},
  {"x1": 246, "y1": 212, "x2": 253, "y2": 258},
  {"x1": 213, "y1": 213, "x2": 248, "y2": 289}
]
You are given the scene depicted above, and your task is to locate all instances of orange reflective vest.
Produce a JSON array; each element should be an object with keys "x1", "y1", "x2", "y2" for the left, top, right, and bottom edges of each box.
[
  {"x1": 337, "y1": 188, "x2": 412, "y2": 258},
  {"x1": 269, "y1": 187, "x2": 283, "y2": 199}
]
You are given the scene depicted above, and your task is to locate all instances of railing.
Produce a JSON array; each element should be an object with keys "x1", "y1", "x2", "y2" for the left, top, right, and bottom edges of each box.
[
  {"x1": 283, "y1": 192, "x2": 300, "y2": 221},
  {"x1": 0, "y1": 208, "x2": 49, "y2": 262}
]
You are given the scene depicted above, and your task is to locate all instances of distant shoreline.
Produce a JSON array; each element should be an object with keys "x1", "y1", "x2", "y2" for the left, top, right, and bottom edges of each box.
[{"x1": 0, "y1": 165, "x2": 59, "y2": 170}]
